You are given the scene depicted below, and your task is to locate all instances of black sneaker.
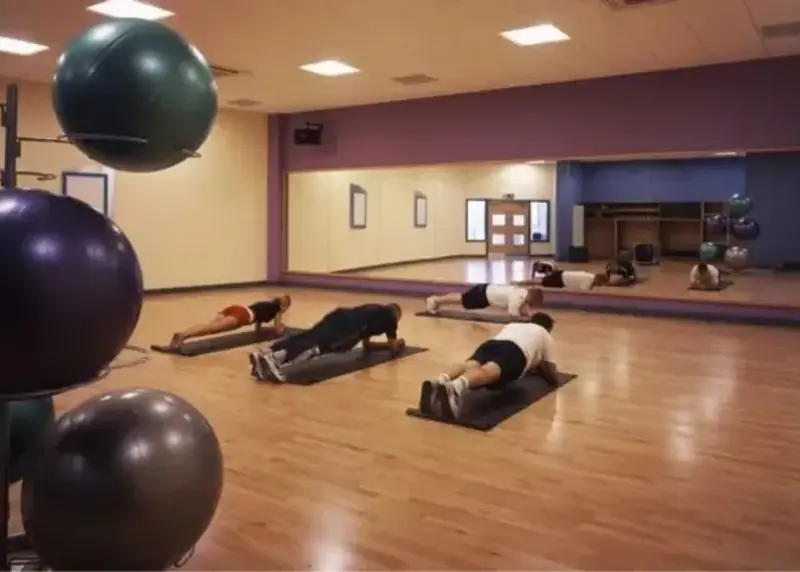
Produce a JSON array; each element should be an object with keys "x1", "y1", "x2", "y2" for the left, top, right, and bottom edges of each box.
[{"x1": 419, "y1": 380, "x2": 437, "y2": 416}]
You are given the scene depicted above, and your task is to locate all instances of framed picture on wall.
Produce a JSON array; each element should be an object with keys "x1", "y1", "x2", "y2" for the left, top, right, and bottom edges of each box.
[
  {"x1": 60, "y1": 171, "x2": 110, "y2": 216},
  {"x1": 414, "y1": 191, "x2": 428, "y2": 228},
  {"x1": 350, "y1": 183, "x2": 367, "y2": 229}
]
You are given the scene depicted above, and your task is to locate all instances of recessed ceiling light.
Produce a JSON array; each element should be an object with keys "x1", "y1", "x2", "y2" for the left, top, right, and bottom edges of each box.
[
  {"x1": 300, "y1": 60, "x2": 360, "y2": 77},
  {"x1": 0, "y1": 36, "x2": 48, "y2": 56},
  {"x1": 87, "y1": 0, "x2": 174, "y2": 21},
  {"x1": 501, "y1": 24, "x2": 570, "y2": 46},
  {"x1": 713, "y1": 151, "x2": 739, "y2": 157},
  {"x1": 526, "y1": 160, "x2": 547, "y2": 165}
]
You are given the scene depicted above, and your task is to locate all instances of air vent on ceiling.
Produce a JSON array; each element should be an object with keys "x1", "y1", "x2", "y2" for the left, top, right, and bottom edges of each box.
[
  {"x1": 228, "y1": 98, "x2": 261, "y2": 108},
  {"x1": 761, "y1": 21, "x2": 800, "y2": 39},
  {"x1": 599, "y1": 0, "x2": 676, "y2": 9},
  {"x1": 209, "y1": 64, "x2": 242, "y2": 78},
  {"x1": 392, "y1": 74, "x2": 437, "y2": 86}
]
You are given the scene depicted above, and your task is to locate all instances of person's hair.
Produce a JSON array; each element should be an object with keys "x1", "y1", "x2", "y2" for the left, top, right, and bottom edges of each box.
[
  {"x1": 697, "y1": 262, "x2": 708, "y2": 272},
  {"x1": 279, "y1": 294, "x2": 292, "y2": 307},
  {"x1": 387, "y1": 303, "x2": 402, "y2": 318},
  {"x1": 529, "y1": 312, "x2": 555, "y2": 332}
]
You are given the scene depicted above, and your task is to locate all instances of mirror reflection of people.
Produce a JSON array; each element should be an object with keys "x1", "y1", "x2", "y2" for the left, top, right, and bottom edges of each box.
[
  {"x1": 689, "y1": 262, "x2": 721, "y2": 290},
  {"x1": 517, "y1": 269, "x2": 603, "y2": 291}
]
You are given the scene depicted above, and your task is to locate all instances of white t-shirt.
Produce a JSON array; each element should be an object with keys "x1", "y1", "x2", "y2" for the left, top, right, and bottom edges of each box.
[
  {"x1": 690, "y1": 264, "x2": 720, "y2": 287},
  {"x1": 562, "y1": 270, "x2": 596, "y2": 291},
  {"x1": 485, "y1": 284, "x2": 528, "y2": 316},
  {"x1": 493, "y1": 323, "x2": 554, "y2": 371}
]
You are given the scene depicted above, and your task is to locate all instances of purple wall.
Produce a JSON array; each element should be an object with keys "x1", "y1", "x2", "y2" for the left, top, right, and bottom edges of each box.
[{"x1": 277, "y1": 57, "x2": 800, "y2": 171}]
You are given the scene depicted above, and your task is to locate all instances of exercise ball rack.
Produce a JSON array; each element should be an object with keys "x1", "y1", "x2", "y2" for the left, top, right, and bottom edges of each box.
[
  {"x1": 0, "y1": 82, "x2": 160, "y2": 570},
  {"x1": 1, "y1": 83, "x2": 200, "y2": 190}
]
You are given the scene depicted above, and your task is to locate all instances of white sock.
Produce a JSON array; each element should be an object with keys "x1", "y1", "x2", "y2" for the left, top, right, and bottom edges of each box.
[
  {"x1": 451, "y1": 377, "x2": 469, "y2": 394},
  {"x1": 436, "y1": 373, "x2": 450, "y2": 382}
]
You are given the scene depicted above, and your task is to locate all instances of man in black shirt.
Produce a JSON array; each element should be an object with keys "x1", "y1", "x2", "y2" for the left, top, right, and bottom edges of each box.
[
  {"x1": 167, "y1": 295, "x2": 291, "y2": 349},
  {"x1": 250, "y1": 303, "x2": 404, "y2": 382}
]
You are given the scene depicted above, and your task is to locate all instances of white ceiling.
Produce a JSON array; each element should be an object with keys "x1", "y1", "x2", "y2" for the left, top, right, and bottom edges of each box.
[{"x1": 0, "y1": 0, "x2": 798, "y2": 113}]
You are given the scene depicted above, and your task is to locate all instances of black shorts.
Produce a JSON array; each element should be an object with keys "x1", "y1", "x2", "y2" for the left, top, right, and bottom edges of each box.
[
  {"x1": 541, "y1": 270, "x2": 565, "y2": 288},
  {"x1": 468, "y1": 340, "x2": 527, "y2": 389},
  {"x1": 461, "y1": 284, "x2": 490, "y2": 310}
]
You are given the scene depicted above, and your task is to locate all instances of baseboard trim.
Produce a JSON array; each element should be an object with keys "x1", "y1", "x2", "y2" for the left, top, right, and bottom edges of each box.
[{"x1": 145, "y1": 280, "x2": 274, "y2": 296}]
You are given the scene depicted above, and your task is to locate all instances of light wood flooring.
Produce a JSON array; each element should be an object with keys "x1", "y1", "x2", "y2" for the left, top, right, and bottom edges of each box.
[{"x1": 10, "y1": 286, "x2": 800, "y2": 570}]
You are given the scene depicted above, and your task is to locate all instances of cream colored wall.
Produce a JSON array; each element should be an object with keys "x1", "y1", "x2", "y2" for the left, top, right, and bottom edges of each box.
[
  {"x1": 287, "y1": 162, "x2": 556, "y2": 273},
  {"x1": 460, "y1": 163, "x2": 556, "y2": 257},
  {"x1": 0, "y1": 80, "x2": 268, "y2": 290}
]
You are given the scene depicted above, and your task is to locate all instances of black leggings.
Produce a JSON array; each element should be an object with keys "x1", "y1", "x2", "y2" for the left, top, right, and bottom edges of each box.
[{"x1": 272, "y1": 308, "x2": 361, "y2": 362}]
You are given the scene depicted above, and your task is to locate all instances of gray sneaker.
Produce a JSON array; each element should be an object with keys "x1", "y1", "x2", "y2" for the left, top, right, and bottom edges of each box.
[
  {"x1": 261, "y1": 349, "x2": 286, "y2": 382},
  {"x1": 249, "y1": 352, "x2": 269, "y2": 380}
]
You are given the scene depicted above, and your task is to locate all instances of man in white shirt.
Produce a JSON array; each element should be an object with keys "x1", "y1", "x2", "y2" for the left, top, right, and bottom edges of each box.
[
  {"x1": 419, "y1": 312, "x2": 560, "y2": 420},
  {"x1": 689, "y1": 262, "x2": 721, "y2": 290},
  {"x1": 425, "y1": 283, "x2": 542, "y2": 318}
]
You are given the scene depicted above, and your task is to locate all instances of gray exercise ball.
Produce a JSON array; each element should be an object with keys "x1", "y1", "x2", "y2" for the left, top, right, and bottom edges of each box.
[
  {"x1": 22, "y1": 388, "x2": 223, "y2": 571},
  {"x1": 724, "y1": 245, "x2": 750, "y2": 270}
]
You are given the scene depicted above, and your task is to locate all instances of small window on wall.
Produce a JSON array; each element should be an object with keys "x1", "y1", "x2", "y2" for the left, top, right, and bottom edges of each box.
[
  {"x1": 466, "y1": 199, "x2": 487, "y2": 242},
  {"x1": 529, "y1": 200, "x2": 550, "y2": 243}
]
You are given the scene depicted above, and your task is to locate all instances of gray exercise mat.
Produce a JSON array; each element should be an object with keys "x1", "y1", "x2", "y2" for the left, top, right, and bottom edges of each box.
[
  {"x1": 415, "y1": 310, "x2": 525, "y2": 324},
  {"x1": 151, "y1": 327, "x2": 304, "y2": 357},
  {"x1": 264, "y1": 345, "x2": 429, "y2": 386},
  {"x1": 405, "y1": 372, "x2": 576, "y2": 431},
  {"x1": 688, "y1": 279, "x2": 733, "y2": 292}
]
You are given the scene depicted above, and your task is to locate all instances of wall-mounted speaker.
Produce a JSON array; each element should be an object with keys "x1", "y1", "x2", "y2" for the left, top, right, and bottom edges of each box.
[{"x1": 293, "y1": 122, "x2": 323, "y2": 145}]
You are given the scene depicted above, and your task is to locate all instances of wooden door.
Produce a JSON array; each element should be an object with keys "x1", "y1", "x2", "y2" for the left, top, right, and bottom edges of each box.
[{"x1": 487, "y1": 201, "x2": 530, "y2": 256}]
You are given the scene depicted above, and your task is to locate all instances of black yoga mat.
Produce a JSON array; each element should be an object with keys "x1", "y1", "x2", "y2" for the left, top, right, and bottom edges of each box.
[
  {"x1": 151, "y1": 327, "x2": 303, "y2": 357},
  {"x1": 415, "y1": 310, "x2": 525, "y2": 324},
  {"x1": 405, "y1": 372, "x2": 576, "y2": 431},
  {"x1": 267, "y1": 345, "x2": 428, "y2": 386},
  {"x1": 688, "y1": 279, "x2": 733, "y2": 292}
]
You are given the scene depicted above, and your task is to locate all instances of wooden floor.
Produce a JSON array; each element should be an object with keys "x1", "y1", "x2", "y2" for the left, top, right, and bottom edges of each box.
[
  {"x1": 12, "y1": 287, "x2": 800, "y2": 570},
  {"x1": 351, "y1": 258, "x2": 800, "y2": 308}
]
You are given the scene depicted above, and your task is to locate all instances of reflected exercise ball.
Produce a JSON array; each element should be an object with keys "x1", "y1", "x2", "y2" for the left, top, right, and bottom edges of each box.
[
  {"x1": 53, "y1": 19, "x2": 218, "y2": 172},
  {"x1": 8, "y1": 398, "x2": 56, "y2": 484},
  {"x1": 22, "y1": 388, "x2": 224, "y2": 571},
  {"x1": 731, "y1": 217, "x2": 760, "y2": 240},
  {"x1": 729, "y1": 193, "x2": 754, "y2": 218},
  {"x1": 0, "y1": 189, "x2": 143, "y2": 397},
  {"x1": 724, "y1": 246, "x2": 750, "y2": 270},
  {"x1": 704, "y1": 214, "x2": 728, "y2": 235},
  {"x1": 699, "y1": 242, "x2": 719, "y2": 262}
]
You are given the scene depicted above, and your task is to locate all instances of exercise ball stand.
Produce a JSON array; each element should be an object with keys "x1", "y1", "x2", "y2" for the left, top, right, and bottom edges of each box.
[
  {"x1": 0, "y1": 402, "x2": 41, "y2": 571},
  {"x1": 1, "y1": 83, "x2": 200, "y2": 190}
]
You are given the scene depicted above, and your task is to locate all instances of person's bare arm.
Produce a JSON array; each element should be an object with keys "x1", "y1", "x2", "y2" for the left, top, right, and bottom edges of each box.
[
  {"x1": 537, "y1": 360, "x2": 560, "y2": 387},
  {"x1": 536, "y1": 337, "x2": 560, "y2": 387},
  {"x1": 273, "y1": 310, "x2": 285, "y2": 332}
]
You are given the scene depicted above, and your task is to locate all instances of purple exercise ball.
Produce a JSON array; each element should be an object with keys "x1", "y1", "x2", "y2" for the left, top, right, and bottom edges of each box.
[{"x1": 0, "y1": 189, "x2": 143, "y2": 398}]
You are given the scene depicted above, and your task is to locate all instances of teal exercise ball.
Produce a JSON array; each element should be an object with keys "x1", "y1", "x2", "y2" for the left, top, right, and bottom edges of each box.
[
  {"x1": 729, "y1": 193, "x2": 754, "y2": 218},
  {"x1": 53, "y1": 19, "x2": 218, "y2": 173},
  {"x1": 699, "y1": 242, "x2": 718, "y2": 262}
]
